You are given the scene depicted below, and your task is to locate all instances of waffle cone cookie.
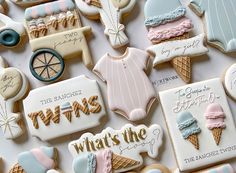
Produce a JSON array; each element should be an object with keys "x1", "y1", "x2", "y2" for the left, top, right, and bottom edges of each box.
[
  {"x1": 9, "y1": 147, "x2": 58, "y2": 173},
  {"x1": 187, "y1": 134, "x2": 199, "y2": 150},
  {"x1": 112, "y1": 153, "x2": 140, "y2": 170},
  {"x1": 164, "y1": 33, "x2": 192, "y2": 83},
  {"x1": 89, "y1": 0, "x2": 102, "y2": 8},
  {"x1": 211, "y1": 128, "x2": 223, "y2": 145},
  {"x1": 63, "y1": 111, "x2": 73, "y2": 122}
]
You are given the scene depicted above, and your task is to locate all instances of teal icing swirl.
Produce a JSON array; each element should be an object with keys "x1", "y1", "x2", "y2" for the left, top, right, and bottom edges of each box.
[
  {"x1": 182, "y1": 127, "x2": 201, "y2": 139},
  {"x1": 178, "y1": 118, "x2": 197, "y2": 130},
  {"x1": 87, "y1": 153, "x2": 96, "y2": 173},
  {"x1": 145, "y1": 6, "x2": 186, "y2": 27}
]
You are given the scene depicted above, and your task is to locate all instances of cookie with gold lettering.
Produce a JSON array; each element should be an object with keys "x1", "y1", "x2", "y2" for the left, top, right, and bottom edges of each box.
[
  {"x1": 159, "y1": 78, "x2": 236, "y2": 172},
  {"x1": 68, "y1": 124, "x2": 163, "y2": 173},
  {"x1": 0, "y1": 56, "x2": 28, "y2": 139},
  {"x1": 23, "y1": 75, "x2": 106, "y2": 141}
]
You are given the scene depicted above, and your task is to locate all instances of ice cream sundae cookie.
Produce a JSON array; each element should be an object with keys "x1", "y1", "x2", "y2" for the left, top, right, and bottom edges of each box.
[
  {"x1": 69, "y1": 124, "x2": 163, "y2": 173},
  {"x1": 0, "y1": 13, "x2": 25, "y2": 48},
  {"x1": 25, "y1": 0, "x2": 93, "y2": 82},
  {"x1": 189, "y1": 0, "x2": 236, "y2": 53},
  {"x1": 223, "y1": 63, "x2": 236, "y2": 100},
  {"x1": 0, "y1": 57, "x2": 28, "y2": 139},
  {"x1": 145, "y1": 0, "x2": 208, "y2": 83},
  {"x1": 76, "y1": 0, "x2": 136, "y2": 48},
  {"x1": 23, "y1": 75, "x2": 106, "y2": 141},
  {"x1": 159, "y1": 78, "x2": 236, "y2": 172},
  {"x1": 9, "y1": 146, "x2": 62, "y2": 173},
  {"x1": 93, "y1": 47, "x2": 157, "y2": 121}
]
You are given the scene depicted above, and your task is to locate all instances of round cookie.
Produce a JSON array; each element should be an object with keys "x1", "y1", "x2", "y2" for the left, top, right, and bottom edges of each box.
[
  {"x1": 141, "y1": 164, "x2": 171, "y2": 173},
  {"x1": 223, "y1": 63, "x2": 236, "y2": 100}
]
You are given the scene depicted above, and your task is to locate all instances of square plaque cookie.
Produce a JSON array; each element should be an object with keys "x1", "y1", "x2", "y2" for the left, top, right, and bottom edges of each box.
[{"x1": 159, "y1": 78, "x2": 236, "y2": 171}]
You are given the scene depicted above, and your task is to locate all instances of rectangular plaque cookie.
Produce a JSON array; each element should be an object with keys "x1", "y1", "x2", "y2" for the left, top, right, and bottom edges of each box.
[{"x1": 159, "y1": 78, "x2": 236, "y2": 171}]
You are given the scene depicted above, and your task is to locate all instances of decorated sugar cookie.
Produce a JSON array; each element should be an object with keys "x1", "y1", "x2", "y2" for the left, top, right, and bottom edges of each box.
[
  {"x1": 0, "y1": 13, "x2": 25, "y2": 48},
  {"x1": 189, "y1": 1, "x2": 236, "y2": 53},
  {"x1": 68, "y1": 124, "x2": 163, "y2": 173},
  {"x1": 93, "y1": 48, "x2": 157, "y2": 121},
  {"x1": 223, "y1": 63, "x2": 236, "y2": 100},
  {"x1": 141, "y1": 164, "x2": 171, "y2": 173},
  {"x1": 144, "y1": 0, "x2": 208, "y2": 83},
  {"x1": 76, "y1": 0, "x2": 136, "y2": 48},
  {"x1": 159, "y1": 78, "x2": 236, "y2": 172},
  {"x1": 25, "y1": 0, "x2": 93, "y2": 82},
  {"x1": 23, "y1": 75, "x2": 106, "y2": 141},
  {"x1": 10, "y1": 0, "x2": 52, "y2": 7},
  {"x1": 9, "y1": 146, "x2": 63, "y2": 173},
  {"x1": 0, "y1": 57, "x2": 28, "y2": 139}
]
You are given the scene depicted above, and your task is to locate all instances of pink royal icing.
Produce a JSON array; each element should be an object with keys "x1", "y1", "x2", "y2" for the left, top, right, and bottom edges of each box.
[
  {"x1": 95, "y1": 149, "x2": 112, "y2": 173},
  {"x1": 147, "y1": 17, "x2": 193, "y2": 43},
  {"x1": 31, "y1": 148, "x2": 55, "y2": 169}
]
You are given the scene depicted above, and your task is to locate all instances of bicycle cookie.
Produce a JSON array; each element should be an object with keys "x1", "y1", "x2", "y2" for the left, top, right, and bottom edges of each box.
[
  {"x1": 25, "y1": 0, "x2": 93, "y2": 82},
  {"x1": 9, "y1": 146, "x2": 63, "y2": 173},
  {"x1": 76, "y1": 0, "x2": 136, "y2": 49},
  {"x1": 23, "y1": 75, "x2": 106, "y2": 141},
  {"x1": 0, "y1": 57, "x2": 28, "y2": 139},
  {"x1": 69, "y1": 124, "x2": 163, "y2": 173},
  {"x1": 0, "y1": 13, "x2": 25, "y2": 48}
]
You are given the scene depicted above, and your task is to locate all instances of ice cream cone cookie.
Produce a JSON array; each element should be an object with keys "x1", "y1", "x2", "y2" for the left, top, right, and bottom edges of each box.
[
  {"x1": 204, "y1": 103, "x2": 226, "y2": 145},
  {"x1": 141, "y1": 164, "x2": 171, "y2": 173},
  {"x1": 144, "y1": 0, "x2": 208, "y2": 83},
  {"x1": 176, "y1": 112, "x2": 201, "y2": 150},
  {"x1": 9, "y1": 146, "x2": 60, "y2": 173}
]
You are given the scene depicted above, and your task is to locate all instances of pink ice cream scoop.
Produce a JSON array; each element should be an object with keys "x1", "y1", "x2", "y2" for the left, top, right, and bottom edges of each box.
[{"x1": 204, "y1": 103, "x2": 226, "y2": 130}]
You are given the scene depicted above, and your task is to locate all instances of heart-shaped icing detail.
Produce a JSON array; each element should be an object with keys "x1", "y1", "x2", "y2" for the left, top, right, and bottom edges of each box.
[
  {"x1": 0, "y1": 68, "x2": 22, "y2": 100},
  {"x1": 110, "y1": 0, "x2": 130, "y2": 9}
]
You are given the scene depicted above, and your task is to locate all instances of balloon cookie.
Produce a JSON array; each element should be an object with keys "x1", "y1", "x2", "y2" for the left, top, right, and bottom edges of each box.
[
  {"x1": 25, "y1": 0, "x2": 93, "y2": 82},
  {"x1": 0, "y1": 57, "x2": 28, "y2": 139},
  {"x1": 9, "y1": 146, "x2": 63, "y2": 173},
  {"x1": 189, "y1": 1, "x2": 236, "y2": 53},
  {"x1": 144, "y1": 0, "x2": 208, "y2": 83},
  {"x1": 93, "y1": 47, "x2": 157, "y2": 121},
  {"x1": 0, "y1": 13, "x2": 25, "y2": 48},
  {"x1": 76, "y1": 0, "x2": 136, "y2": 48},
  {"x1": 159, "y1": 78, "x2": 236, "y2": 172},
  {"x1": 23, "y1": 75, "x2": 106, "y2": 141},
  {"x1": 69, "y1": 124, "x2": 163, "y2": 173},
  {"x1": 10, "y1": 0, "x2": 52, "y2": 7},
  {"x1": 223, "y1": 63, "x2": 236, "y2": 100}
]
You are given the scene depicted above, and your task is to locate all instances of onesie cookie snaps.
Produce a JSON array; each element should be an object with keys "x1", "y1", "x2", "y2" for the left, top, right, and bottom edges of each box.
[
  {"x1": 25, "y1": 0, "x2": 93, "y2": 82},
  {"x1": 68, "y1": 124, "x2": 163, "y2": 173},
  {"x1": 76, "y1": 0, "x2": 136, "y2": 48},
  {"x1": 144, "y1": 0, "x2": 208, "y2": 83},
  {"x1": 0, "y1": 57, "x2": 28, "y2": 139},
  {"x1": 159, "y1": 78, "x2": 236, "y2": 171},
  {"x1": 93, "y1": 48, "x2": 157, "y2": 121},
  {"x1": 23, "y1": 75, "x2": 106, "y2": 141}
]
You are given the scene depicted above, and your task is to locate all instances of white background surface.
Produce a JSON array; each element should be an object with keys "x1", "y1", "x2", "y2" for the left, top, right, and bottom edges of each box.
[{"x1": 0, "y1": 0, "x2": 236, "y2": 172}]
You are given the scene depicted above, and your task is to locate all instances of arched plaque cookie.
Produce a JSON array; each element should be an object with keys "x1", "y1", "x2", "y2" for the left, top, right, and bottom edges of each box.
[
  {"x1": 68, "y1": 124, "x2": 163, "y2": 173},
  {"x1": 0, "y1": 57, "x2": 28, "y2": 139},
  {"x1": 76, "y1": 0, "x2": 136, "y2": 48},
  {"x1": 23, "y1": 75, "x2": 106, "y2": 141}
]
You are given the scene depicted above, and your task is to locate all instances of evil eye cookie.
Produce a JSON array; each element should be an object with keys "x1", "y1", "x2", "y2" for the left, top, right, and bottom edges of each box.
[
  {"x1": 159, "y1": 78, "x2": 236, "y2": 172},
  {"x1": 23, "y1": 75, "x2": 106, "y2": 141},
  {"x1": 9, "y1": 146, "x2": 63, "y2": 173},
  {"x1": 93, "y1": 47, "x2": 157, "y2": 121},
  {"x1": 69, "y1": 124, "x2": 163, "y2": 173},
  {"x1": 76, "y1": 0, "x2": 136, "y2": 48},
  {"x1": 0, "y1": 13, "x2": 25, "y2": 48},
  {"x1": 0, "y1": 56, "x2": 28, "y2": 139},
  {"x1": 25, "y1": 0, "x2": 93, "y2": 82},
  {"x1": 10, "y1": 0, "x2": 53, "y2": 7}
]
